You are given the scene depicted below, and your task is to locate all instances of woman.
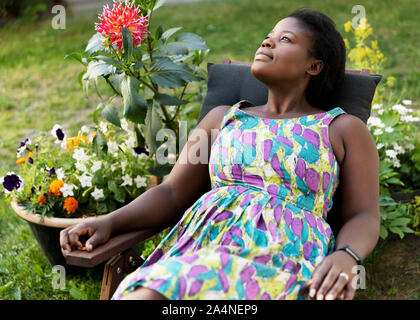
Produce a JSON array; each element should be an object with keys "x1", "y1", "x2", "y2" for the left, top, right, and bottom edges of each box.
[{"x1": 60, "y1": 8, "x2": 380, "y2": 300}]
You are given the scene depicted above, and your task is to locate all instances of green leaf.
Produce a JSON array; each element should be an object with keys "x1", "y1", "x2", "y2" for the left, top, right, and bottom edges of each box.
[
  {"x1": 92, "y1": 130, "x2": 108, "y2": 157},
  {"x1": 69, "y1": 287, "x2": 88, "y2": 300},
  {"x1": 102, "y1": 104, "x2": 121, "y2": 128},
  {"x1": 147, "y1": 163, "x2": 173, "y2": 177},
  {"x1": 109, "y1": 73, "x2": 124, "y2": 95},
  {"x1": 154, "y1": 93, "x2": 188, "y2": 106},
  {"x1": 155, "y1": 25, "x2": 164, "y2": 40},
  {"x1": 389, "y1": 226, "x2": 405, "y2": 239},
  {"x1": 107, "y1": 180, "x2": 126, "y2": 203},
  {"x1": 389, "y1": 217, "x2": 412, "y2": 226},
  {"x1": 161, "y1": 27, "x2": 182, "y2": 43},
  {"x1": 93, "y1": 103, "x2": 104, "y2": 125},
  {"x1": 386, "y1": 177, "x2": 405, "y2": 186},
  {"x1": 154, "y1": 0, "x2": 167, "y2": 10},
  {"x1": 85, "y1": 33, "x2": 104, "y2": 54},
  {"x1": 158, "y1": 42, "x2": 189, "y2": 56},
  {"x1": 92, "y1": 170, "x2": 105, "y2": 186},
  {"x1": 122, "y1": 26, "x2": 133, "y2": 58},
  {"x1": 95, "y1": 55, "x2": 123, "y2": 69},
  {"x1": 174, "y1": 32, "x2": 208, "y2": 51},
  {"x1": 97, "y1": 202, "x2": 108, "y2": 214},
  {"x1": 121, "y1": 76, "x2": 148, "y2": 123},
  {"x1": 379, "y1": 225, "x2": 388, "y2": 239},
  {"x1": 143, "y1": 104, "x2": 163, "y2": 153},
  {"x1": 134, "y1": 124, "x2": 145, "y2": 147},
  {"x1": 77, "y1": 70, "x2": 86, "y2": 87},
  {"x1": 149, "y1": 56, "x2": 201, "y2": 88},
  {"x1": 83, "y1": 61, "x2": 115, "y2": 80},
  {"x1": 65, "y1": 52, "x2": 86, "y2": 65}
]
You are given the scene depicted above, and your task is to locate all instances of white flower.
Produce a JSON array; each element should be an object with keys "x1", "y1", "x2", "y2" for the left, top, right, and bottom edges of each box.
[
  {"x1": 385, "y1": 149, "x2": 398, "y2": 159},
  {"x1": 367, "y1": 116, "x2": 385, "y2": 129},
  {"x1": 385, "y1": 126, "x2": 394, "y2": 133},
  {"x1": 56, "y1": 168, "x2": 65, "y2": 180},
  {"x1": 125, "y1": 134, "x2": 137, "y2": 150},
  {"x1": 121, "y1": 160, "x2": 127, "y2": 173},
  {"x1": 60, "y1": 183, "x2": 74, "y2": 197},
  {"x1": 134, "y1": 176, "x2": 147, "y2": 188},
  {"x1": 79, "y1": 174, "x2": 92, "y2": 188},
  {"x1": 377, "y1": 109, "x2": 384, "y2": 115},
  {"x1": 81, "y1": 125, "x2": 89, "y2": 133},
  {"x1": 376, "y1": 143, "x2": 384, "y2": 150},
  {"x1": 372, "y1": 104, "x2": 383, "y2": 110},
  {"x1": 401, "y1": 115, "x2": 419, "y2": 122},
  {"x1": 111, "y1": 163, "x2": 118, "y2": 172},
  {"x1": 121, "y1": 174, "x2": 133, "y2": 187},
  {"x1": 406, "y1": 143, "x2": 415, "y2": 151},
  {"x1": 392, "y1": 143, "x2": 405, "y2": 154},
  {"x1": 99, "y1": 121, "x2": 108, "y2": 133},
  {"x1": 91, "y1": 160, "x2": 102, "y2": 173},
  {"x1": 73, "y1": 148, "x2": 90, "y2": 163},
  {"x1": 108, "y1": 141, "x2": 119, "y2": 155},
  {"x1": 121, "y1": 118, "x2": 129, "y2": 131},
  {"x1": 392, "y1": 104, "x2": 408, "y2": 115},
  {"x1": 392, "y1": 159, "x2": 401, "y2": 168},
  {"x1": 373, "y1": 128, "x2": 383, "y2": 135},
  {"x1": 91, "y1": 188, "x2": 104, "y2": 201},
  {"x1": 402, "y1": 99, "x2": 412, "y2": 105},
  {"x1": 75, "y1": 162, "x2": 87, "y2": 172}
]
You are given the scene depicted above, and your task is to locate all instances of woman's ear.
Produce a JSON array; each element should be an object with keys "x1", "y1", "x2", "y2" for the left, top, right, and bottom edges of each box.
[{"x1": 306, "y1": 60, "x2": 324, "y2": 76}]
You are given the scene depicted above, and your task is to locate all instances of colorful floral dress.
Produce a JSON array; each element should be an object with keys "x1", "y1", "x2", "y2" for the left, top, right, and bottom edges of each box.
[{"x1": 112, "y1": 100, "x2": 347, "y2": 300}]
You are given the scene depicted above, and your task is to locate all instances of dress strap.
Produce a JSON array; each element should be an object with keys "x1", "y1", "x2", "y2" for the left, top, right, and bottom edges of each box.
[{"x1": 323, "y1": 107, "x2": 347, "y2": 125}]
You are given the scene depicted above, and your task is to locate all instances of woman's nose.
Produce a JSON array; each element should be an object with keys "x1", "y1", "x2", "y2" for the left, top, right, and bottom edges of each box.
[{"x1": 262, "y1": 38, "x2": 274, "y2": 48}]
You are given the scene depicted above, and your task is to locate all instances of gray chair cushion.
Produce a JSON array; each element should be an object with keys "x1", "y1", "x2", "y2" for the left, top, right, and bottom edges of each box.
[{"x1": 198, "y1": 62, "x2": 382, "y2": 124}]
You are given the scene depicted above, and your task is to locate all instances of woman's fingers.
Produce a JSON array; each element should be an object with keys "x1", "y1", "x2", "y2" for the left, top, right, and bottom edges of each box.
[
  {"x1": 309, "y1": 259, "x2": 332, "y2": 299},
  {"x1": 324, "y1": 272, "x2": 349, "y2": 300},
  {"x1": 344, "y1": 281, "x2": 357, "y2": 300},
  {"x1": 59, "y1": 228, "x2": 72, "y2": 257},
  {"x1": 315, "y1": 266, "x2": 341, "y2": 300}
]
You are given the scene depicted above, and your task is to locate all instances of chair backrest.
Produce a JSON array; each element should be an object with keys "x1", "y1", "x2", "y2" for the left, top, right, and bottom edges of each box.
[{"x1": 198, "y1": 60, "x2": 382, "y2": 236}]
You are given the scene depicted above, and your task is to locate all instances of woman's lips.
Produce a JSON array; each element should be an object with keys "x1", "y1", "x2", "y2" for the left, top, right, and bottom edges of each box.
[{"x1": 255, "y1": 53, "x2": 272, "y2": 61}]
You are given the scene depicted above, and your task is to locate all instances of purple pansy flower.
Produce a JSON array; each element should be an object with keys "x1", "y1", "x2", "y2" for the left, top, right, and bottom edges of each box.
[
  {"x1": 1, "y1": 172, "x2": 23, "y2": 193},
  {"x1": 51, "y1": 124, "x2": 66, "y2": 143},
  {"x1": 133, "y1": 145, "x2": 150, "y2": 157},
  {"x1": 17, "y1": 137, "x2": 32, "y2": 157}
]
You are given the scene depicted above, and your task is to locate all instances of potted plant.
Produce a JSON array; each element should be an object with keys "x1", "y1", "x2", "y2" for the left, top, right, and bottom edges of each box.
[{"x1": 1, "y1": 120, "x2": 155, "y2": 270}]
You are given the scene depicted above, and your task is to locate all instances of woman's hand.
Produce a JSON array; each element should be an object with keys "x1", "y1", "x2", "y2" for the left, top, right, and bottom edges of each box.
[
  {"x1": 60, "y1": 217, "x2": 113, "y2": 257},
  {"x1": 308, "y1": 251, "x2": 358, "y2": 300}
]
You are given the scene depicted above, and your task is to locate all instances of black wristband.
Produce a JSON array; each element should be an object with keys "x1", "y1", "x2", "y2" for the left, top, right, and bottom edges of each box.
[{"x1": 336, "y1": 245, "x2": 363, "y2": 265}]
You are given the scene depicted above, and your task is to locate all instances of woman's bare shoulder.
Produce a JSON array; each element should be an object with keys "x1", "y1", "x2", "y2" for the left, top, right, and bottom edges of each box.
[{"x1": 198, "y1": 105, "x2": 233, "y2": 131}]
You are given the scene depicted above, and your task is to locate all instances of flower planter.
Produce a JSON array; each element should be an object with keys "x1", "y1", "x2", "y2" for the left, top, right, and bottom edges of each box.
[
  {"x1": 11, "y1": 200, "x2": 107, "y2": 274},
  {"x1": 9, "y1": 175, "x2": 163, "y2": 274}
]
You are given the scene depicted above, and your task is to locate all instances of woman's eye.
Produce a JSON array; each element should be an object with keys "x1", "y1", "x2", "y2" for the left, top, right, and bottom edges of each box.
[{"x1": 264, "y1": 36, "x2": 290, "y2": 41}]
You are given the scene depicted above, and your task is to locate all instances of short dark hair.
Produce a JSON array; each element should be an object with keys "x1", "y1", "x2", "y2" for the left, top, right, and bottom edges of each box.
[{"x1": 287, "y1": 8, "x2": 346, "y2": 110}]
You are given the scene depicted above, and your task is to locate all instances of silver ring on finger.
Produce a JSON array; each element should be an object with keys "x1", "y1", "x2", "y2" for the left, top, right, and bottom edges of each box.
[{"x1": 339, "y1": 272, "x2": 349, "y2": 281}]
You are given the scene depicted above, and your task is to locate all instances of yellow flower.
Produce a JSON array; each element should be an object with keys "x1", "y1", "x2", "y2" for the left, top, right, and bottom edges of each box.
[
  {"x1": 343, "y1": 38, "x2": 349, "y2": 50},
  {"x1": 48, "y1": 180, "x2": 65, "y2": 196},
  {"x1": 344, "y1": 21, "x2": 352, "y2": 33},
  {"x1": 63, "y1": 197, "x2": 78, "y2": 215},
  {"x1": 386, "y1": 76, "x2": 396, "y2": 87},
  {"x1": 16, "y1": 158, "x2": 25, "y2": 164}
]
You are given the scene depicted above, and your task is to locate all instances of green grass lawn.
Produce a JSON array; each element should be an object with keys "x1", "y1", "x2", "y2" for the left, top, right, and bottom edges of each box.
[{"x1": 0, "y1": 0, "x2": 419, "y2": 299}]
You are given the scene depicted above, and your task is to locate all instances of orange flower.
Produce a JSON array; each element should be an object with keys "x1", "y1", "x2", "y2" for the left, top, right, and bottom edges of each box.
[
  {"x1": 48, "y1": 180, "x2": 65, "y2": 196},
  {"x1": 63, "y1": 197, "x2": 78, "y2": 215},
  {"x1": 28, "y1": 151, "x2": 35, "y2": 157},
  {"x1": 38, "y1": 195, "x2": 47, "y2": 206},
  {"x1": 16, "y1": 158, "x2": 25, "y2": 164},
  {"x1": 64, "y1": 135, "x2": 89, "y2": 152}
]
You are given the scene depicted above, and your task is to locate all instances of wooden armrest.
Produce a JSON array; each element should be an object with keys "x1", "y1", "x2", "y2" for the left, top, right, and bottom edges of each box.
[{"x1": 65, "y1": 227, "x2": 165, "y2": 268}]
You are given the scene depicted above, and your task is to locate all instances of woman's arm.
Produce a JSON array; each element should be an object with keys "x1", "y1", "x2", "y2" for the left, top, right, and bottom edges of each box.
[
  {"x1": 107, "y1": 105, "x2": 232, "y2": 233},
  {"x1": 309, "y1": 114, "x2": 381, "y2": 300},
  {"x1": 60, "y1": 105, "x2": 231, "y2": 253}
]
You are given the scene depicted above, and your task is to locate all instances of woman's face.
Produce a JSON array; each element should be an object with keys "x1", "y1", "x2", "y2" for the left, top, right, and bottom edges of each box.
[{"x1": 251, "y1": 17, "x2": 322, "y2": 86}]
